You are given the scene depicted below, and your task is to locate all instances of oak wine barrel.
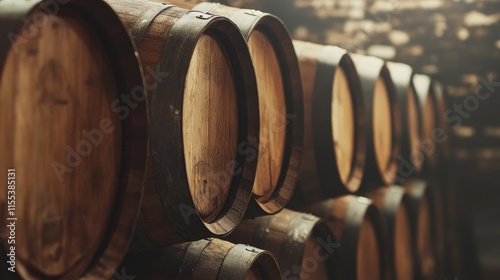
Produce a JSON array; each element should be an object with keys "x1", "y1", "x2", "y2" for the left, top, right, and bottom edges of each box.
[
  {"x1": 123, "y1": 238, "x2": 282, "y2": 280},
  {"x1": 403, "y1": 179, "x2": 439, "y2": 280},
  {"x1": 386, "y1": 62, "x2": 424, "y2": 181},
  {"x1": 192, "y1": 2, "x2": 304, "y2": 216},
  {"x1": 351, "y1": 54, "x2": 401, "y2": 189},
  {"x1": 105, "y1": 0, "x2": 259, "y2": 248},
  {"x1": 0, "y1": 0, "x2": 147, "y2": 279},
  {"x1": 161, "y1": 0, "x2": 303, "y2": 215},
  {"x1": 412, "y1": 74, "x2": 441, "y2": 174},
  {"x1": 293, "y1": 40, "x2": 366, "y2": 202},
  {"x1": 307, "y1": 196, "x2": 386, "y2": 280},
  {"x1": 225, "y1": 209, "x2": 340, "y2": 280},
  {"x1": 366, "y1": 186, "x2": 417, "y2": 280}
]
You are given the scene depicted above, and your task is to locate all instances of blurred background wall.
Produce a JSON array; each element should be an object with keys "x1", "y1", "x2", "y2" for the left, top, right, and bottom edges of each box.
[{"x1": 184, "y1": 0, "x2": 500, "y2": 278}]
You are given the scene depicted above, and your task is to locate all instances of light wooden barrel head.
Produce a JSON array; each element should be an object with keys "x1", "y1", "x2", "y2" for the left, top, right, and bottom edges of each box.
[
  {"x1": 373, "y1": 77, "x2": 393, "y2": 175},
  {"x1": 300, "y1": 235, "x2": 329, "y2": 280},
  {"x1": 183, "y1": 34, "x2": 238, "y2": 223},
  {"x1": 0, "y1": 14, "x2": 121, "y2": 277},
  {"x1": 332, "y1": 67, "x2": 355, "y2": 188},
  {"x1": 407, "y1": 86, "x2": 422, "y2": 170},
  {"x1": 395, "y1": 204, "x2": 414, "y2": 280},
  {"x1": 417, "y1": 196, "x2": 436, "y2": 279},
  {"x1": 357, "y1": 218, "x2": 381, "y2": 280},
  {"x1": 248, "y1": 30, "x2": 286, "y2": 203}
]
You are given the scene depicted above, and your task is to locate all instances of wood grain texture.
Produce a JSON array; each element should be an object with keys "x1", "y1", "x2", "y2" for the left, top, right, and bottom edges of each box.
[
  {"x1": 184, "y1": 34, "x2": 238, "y2": 223},
  {"x1": 248, "y1": 30, "x2": 286, "y2": 204},
  {"x1": 0, "y1": 1, "x2": 148, "y2": 279},
  {"x1": 2, "y1": 13, "x2": 119, "y2": 278}
]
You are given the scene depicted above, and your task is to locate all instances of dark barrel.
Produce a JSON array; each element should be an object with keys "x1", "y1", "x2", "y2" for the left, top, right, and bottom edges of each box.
[
  {"x1": 386, "y1": 62, "x2": 424, "y2": 181},
  {"x1": 123, "y1": 238, "x2": 282, "y2": 280},
  {"x1": 293, "y1": 40, "x2": 366, "y2": 202},
  {"x1": 225, "y1": 209, "x2": 340, "y2": 280},
  {"x1": 351, "y1": 54, "x2": 402, "y2": 190}
]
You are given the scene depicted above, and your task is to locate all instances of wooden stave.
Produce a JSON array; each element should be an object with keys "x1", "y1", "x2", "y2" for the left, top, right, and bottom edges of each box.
[
  {"x1": 366, "y1": 186, "x2": 418, "y2": 280},
  {"x1": 106, "y1": 0, "x2": 259, "y2": 247},
  {"x1": 293, "y1": 41, "x2": 366, "y2": 203},
  {"x1": 194, "y1": 3, "x2": 304, "y2": 216},
  {"x1": 122, "y1": 238, "x2": 282, "y2": 280},
  {"x1": 386, "y1": 62, "x2": 424, "y2": 180},
  {"x1": 402, "y1": 179, "x2": 440, "y2": 280},
  {"x1": 351, "y1": 54, "x2": 402, "y2": 189},
  {"x1": 225, "y1": 209, "x2": 340, "y2": 280},
  {"x1": 0, "y1": 0, "x2": 148, "y2": 279},
  {"x1": 309, "y1": 196, "x2": 387, "y2": 280}
]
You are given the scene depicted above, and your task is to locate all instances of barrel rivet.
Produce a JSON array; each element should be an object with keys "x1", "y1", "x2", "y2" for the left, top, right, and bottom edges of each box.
[{"x1": 246, "y1": 247, "x2": 258, "y2": 253}]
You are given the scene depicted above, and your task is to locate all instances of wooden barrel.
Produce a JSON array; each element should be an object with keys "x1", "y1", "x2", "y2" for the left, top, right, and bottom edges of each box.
[
  {"x1": 412, "y1": 74, "x2": 440, "y2": 174},
  {"x1": 308, "y1": 196, "x2": 386, "y2": 280},
  {"x1": 123, "y1": 238, "x2": 282, "y2": 280},
  {"x1": 403, "y1": 179, "x2": 438, "y2": 280},
  {"x1": 188, "y1": 2, "x2": 304, "y2": 216},
  {"x1": 292, "y1": 40, "x2": 365, "y2": 202},
  {"x1": 366, "y1": 186, "x2": 416, "y2": 280},
  {"x1": 386, "y1": 62, "x2": 424, "y2": 181},
  {"x1": 432, "y1": 80, "x2": 452, "y2": 167},
  {"x1": 105, "y1": 0, "x2": 259, "y2": 248},
  {"x1": 351, "y1": 54, "x2": 401, "y2": 189},
  {"x1": 225, "y1": 209, "x2": 341, "y2": 280},
  {"x1": 0, "y1": 0, "x2": 147, "y2": 279}
]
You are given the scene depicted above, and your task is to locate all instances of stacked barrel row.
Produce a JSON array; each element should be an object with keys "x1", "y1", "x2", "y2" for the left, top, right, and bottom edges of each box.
[{"x1": 0, "y1": 0, "x2": 455, "y2": 279}]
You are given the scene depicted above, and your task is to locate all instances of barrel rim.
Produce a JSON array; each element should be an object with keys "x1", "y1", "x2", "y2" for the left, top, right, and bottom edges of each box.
[
  {"x1": 0, "y1": 0, "x2": 148, "y2": 279},
  {"x1": 150, "y1": 11, "x2": 258, "y2": 238}
]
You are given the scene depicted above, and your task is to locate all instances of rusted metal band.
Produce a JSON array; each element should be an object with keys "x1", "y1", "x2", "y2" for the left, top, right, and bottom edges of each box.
[
  {"x1": 218, "y1": 244, "x2": 263, "y2": 280},
  {"x1": 178, "y1": 239, "x2": 211, "y2": 279},
  {"x1": 128, "y1": 2, "x2": 174, "y2": 47}
]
